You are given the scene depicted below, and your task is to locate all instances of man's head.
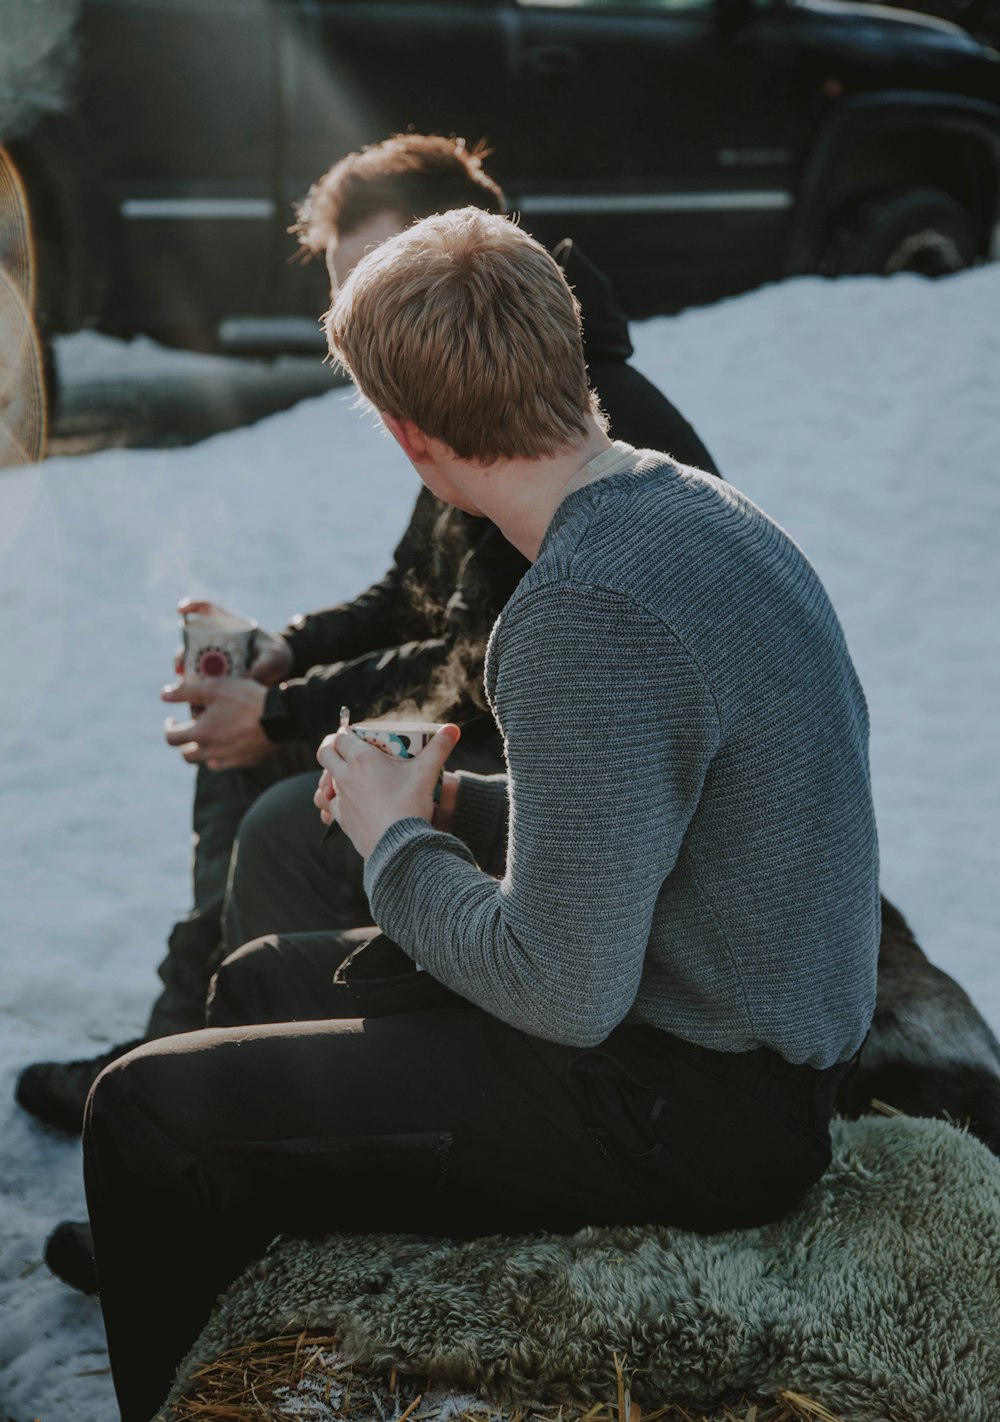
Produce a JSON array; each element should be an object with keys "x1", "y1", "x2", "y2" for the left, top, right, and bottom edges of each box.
[
  {"x1": 293, "y1": 134, "x2": 506, "y2": 291},
  {"x1": 326, "y1": 207, "x2": 602, "y2": 467}
]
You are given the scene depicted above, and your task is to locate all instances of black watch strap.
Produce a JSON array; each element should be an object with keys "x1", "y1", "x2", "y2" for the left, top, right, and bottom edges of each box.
[{"x1": 259, "y1": 683, "x2": 298, "y2": 744}]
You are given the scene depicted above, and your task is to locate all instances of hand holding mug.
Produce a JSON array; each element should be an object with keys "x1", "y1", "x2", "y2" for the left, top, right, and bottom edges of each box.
[
  {"x1": 162, "y1": 600, "x2": 280, "y2": 769},
  {"x1": 173, "y1": 598, "x2": 292, "y2": 685},
  {"x1": 315, "y1": 721, "x2": 460, "y2": 859}
]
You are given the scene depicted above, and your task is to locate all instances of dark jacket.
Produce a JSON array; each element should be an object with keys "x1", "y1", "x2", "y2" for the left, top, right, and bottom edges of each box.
[{"x1": 273, "y1": 242, "x2": 720, "y2": 746}]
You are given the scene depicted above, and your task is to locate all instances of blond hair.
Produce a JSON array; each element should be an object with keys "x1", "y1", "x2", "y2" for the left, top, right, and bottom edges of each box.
[{"x1": 326, "y1": 208, "x2": 602, "y2": 463}]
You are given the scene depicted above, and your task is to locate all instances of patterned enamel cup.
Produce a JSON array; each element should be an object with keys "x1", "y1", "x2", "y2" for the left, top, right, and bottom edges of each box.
[{"x1": 349, "y1": 721, "x2": 445, "y2": 758}]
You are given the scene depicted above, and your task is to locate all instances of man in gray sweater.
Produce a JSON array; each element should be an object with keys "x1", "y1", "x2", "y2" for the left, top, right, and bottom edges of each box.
[{"x1": 81, "y1": 209, "x2": 879, "y2": 1422}]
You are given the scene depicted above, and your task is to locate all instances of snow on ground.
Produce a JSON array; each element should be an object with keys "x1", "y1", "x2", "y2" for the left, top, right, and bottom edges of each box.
[
  {"x1": 1, "y1": 266, "x2": 998, "y2": 1421},
  {"x1": 55, "y1": 328, "x2": 332, "y2": 388},
  {"x1": 54, "y1": 329, "x2": 257, "y2": 384}
]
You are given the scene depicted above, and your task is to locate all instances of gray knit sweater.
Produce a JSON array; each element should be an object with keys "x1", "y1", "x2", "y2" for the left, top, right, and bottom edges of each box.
[{"x1": 365, "y1": 450, "x2": 880, "y2": 1069}]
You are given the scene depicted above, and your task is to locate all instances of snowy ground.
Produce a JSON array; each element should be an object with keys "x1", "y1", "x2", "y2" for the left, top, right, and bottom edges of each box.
[{"x1": 1, "y1": 266, "x2": 998, "y2": 1422}]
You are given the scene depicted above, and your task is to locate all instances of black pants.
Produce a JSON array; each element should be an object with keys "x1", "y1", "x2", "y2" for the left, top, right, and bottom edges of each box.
[
  {"x1": 145, "y1": 745, "x2": 319, "y2": 1037},
  {"x1": 86, "y1": 932, "x2": 851, "y2": 1422},
  {"x1": 145, "y1": 732, "x2": 505, "y2": 1037}
]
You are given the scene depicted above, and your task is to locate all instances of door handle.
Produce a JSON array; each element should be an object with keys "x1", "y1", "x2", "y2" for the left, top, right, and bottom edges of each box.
[{"x1": 523, "y1": 44, "x2": 584, "y2": 78}]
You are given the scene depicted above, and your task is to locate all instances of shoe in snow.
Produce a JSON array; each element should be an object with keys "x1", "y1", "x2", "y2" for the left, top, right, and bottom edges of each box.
[
  {"x1": 45, "y1": 1219, "x2": 97, "y2": 1296},
  {"x1": 15, "y1": 1038, "x2": 144, "y2": 1134}
]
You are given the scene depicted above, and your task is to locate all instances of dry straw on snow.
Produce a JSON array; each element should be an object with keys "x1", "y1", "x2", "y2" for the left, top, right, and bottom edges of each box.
[{"x1": 168, "y1": 1333, "x2": 844, "y2": 1422}]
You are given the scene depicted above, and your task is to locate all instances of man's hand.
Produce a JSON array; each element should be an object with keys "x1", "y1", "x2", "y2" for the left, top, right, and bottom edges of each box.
[
  {"x1": 175, "y1": 598, "x2": 293, "y2": 685},
  {"x1": 162, "y1": 675, "x2": 271, "y2": 770},
  {"x1": 248, "y1": 625, "x2": 294, "y2": 685},
  {"x1": 315, "y1": 725, "x2": 460, "y2": 860}
]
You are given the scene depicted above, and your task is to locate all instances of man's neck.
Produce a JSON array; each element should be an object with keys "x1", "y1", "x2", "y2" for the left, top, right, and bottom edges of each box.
[{"x1": 454, "y1": 420, "x2": 614, "y2": 561}]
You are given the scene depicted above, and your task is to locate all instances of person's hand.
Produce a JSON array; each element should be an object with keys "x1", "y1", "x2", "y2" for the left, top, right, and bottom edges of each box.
[
  {"x1": 315, "y1": 767, "x2": 460, "y2": 833},
  {"x1": 162, "y1": 675, "x2": 271, "y2": 770},
  {"x1": 249, "y1": 626, "x2": 295, "y2": 685},
  {"x1": 174, "y1": 598, "x2": 293, "y2": 685},
  {"x1": 314, "y1": 725, "x2": 460, "y2": 859}
]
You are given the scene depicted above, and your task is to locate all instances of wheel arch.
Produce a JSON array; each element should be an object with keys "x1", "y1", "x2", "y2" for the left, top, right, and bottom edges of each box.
[{"x1": 785, "y1": 92, "x2": 1000, "y2": 274}]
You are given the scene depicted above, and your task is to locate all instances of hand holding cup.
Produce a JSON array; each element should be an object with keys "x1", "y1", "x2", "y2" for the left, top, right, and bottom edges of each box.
[
  {"x1": 315, "y1": 720, "x2": 460, "y2": 860},
  {"x1": 162, "y1": 601, "x2": 277, "y2": 770},
  {"x1": 172, "y1": 598, "x2": 292, "y2": 685}
]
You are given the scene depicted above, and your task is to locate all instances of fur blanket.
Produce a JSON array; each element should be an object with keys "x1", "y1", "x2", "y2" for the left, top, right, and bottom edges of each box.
[
  {"x1": 837, "y1": 899, "x2": 1000, "y2": 1153},
  {"x1": 161, "y1": 1115, "x2": 1000, "y2": 1422}
]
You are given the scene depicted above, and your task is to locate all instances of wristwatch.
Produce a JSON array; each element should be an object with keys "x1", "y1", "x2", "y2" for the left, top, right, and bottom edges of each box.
[{"x1": 259, "y1": 683, "x2": 298, "y2": 744}]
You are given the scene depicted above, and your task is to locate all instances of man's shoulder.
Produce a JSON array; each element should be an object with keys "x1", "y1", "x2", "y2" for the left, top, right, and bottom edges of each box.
[
  {"x1": 498, "y1": 552, "x2": 688, "y2": 658},
  {"x1": 542, "y1": 455, "x2": 734, "y2": 577},
  {"x1": 533, "y1": 460, "x2": 834, "y2": 660}
]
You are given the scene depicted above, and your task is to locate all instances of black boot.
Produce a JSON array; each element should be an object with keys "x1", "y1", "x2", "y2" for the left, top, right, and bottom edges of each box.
[
  {"x1": 45, "y1": 1220, "x2": 97, "y2": 1296},
  {"x1": 15, "y1": 1039, "x2": 144, "y2": 1134}
]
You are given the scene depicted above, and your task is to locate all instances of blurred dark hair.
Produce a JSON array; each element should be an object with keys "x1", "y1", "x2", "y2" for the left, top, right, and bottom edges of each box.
[{"x1": 293, "y1": 134, "x2": 506, "y2": 255}]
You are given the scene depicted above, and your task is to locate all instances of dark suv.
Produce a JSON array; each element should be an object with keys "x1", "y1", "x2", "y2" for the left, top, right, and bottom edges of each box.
[{"x1": 3, "y1": 0, "x2": 999, "y2": 360}]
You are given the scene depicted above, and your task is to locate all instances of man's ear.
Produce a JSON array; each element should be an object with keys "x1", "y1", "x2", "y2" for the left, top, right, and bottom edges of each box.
[{"x1": 381, "y1": 413, "x2": 437, "y2": 465}]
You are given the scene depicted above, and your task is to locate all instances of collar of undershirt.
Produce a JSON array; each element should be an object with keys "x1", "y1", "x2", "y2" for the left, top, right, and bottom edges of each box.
[{"x1": 571, "y1": 439, "x2": 642, "y2": 492}]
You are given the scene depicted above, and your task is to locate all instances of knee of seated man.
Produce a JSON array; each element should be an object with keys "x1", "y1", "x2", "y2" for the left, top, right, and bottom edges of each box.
[
  {"x1": 233, "y1": 772, "x2": 314, "y2": 865},
  {"x1": 86, "y1": 1035, "x2": 211, "y2": 1158},
  {"x1": 205, "y1": 935, "x2": 282, "y2": 1028}
]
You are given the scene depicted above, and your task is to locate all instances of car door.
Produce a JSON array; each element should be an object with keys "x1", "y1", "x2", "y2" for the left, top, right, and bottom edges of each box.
[
  {"x1": 268, "y1": 0, "x2": 516, "y2": 336},
  {"x1": 508, "y1": 0, "x2": 803, "y2": 314},
  {"x1": 77, "y1": 0, "x2": 278, "y2": 347}
]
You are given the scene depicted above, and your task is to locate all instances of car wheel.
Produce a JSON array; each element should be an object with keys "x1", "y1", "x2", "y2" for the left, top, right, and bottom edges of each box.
[{"x1": 819, "y1": 186, "x2": 979, "y2": 277}]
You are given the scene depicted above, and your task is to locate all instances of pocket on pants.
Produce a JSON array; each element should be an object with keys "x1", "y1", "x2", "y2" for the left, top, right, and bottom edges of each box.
[
  {"x1": 567, "y1": 1052, "x2": 667, "y2": 1162},
  {"x1": 214, "y1": 1130, "x2": 455, "y2": 1236},
  {"x1": 218, "y1": 1130, "x2": 453, "y2": 1185},
  {"x1": 566, "y1": 1042, "x2": 830, "y2": 1232},
  {"x1": 330, "y1": 934, "x2": 468, "y2": 1020},
  {"x1": 333, "y1": 933, "x2": 416, "y2": 984}
]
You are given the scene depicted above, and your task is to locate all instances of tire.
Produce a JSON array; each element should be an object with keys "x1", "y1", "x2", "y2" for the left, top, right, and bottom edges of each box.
[{"x1": 819, "y1": 185, "x2": 980, "y2": 278}]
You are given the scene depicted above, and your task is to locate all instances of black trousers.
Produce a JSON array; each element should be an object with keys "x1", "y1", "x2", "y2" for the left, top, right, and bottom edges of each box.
[
  {"x1": 147, "y1": 734, "x2": 505, "y2": 1038},
  {"x1": 85, "y1": 931, "x2": 851, "y2": 1422},
  {"x1": 145, "y1": 746, "x2": 319, "y2": 1038}
]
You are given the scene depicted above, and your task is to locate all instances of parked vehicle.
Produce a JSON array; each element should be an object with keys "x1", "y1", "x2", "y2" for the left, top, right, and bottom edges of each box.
[
  {"x1": 3, "y1": 0, "x2": 999, "y2": 366},
  {"x1": 877, "y1": 0, "x2": 1000, "y2": 51}
]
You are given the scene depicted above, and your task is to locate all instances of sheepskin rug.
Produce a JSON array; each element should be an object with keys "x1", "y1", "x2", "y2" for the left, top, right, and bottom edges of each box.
[{"x1": 161, "y1": 1116, "x2": 1000, "y2": 1422}]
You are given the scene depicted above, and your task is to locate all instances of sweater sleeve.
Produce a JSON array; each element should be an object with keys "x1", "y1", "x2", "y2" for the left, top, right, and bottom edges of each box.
[
  {"x1": 449, "y1": 771, "x2": 509, "y2": 878},
  {"x1": 364, "y1": 582, "x2": 722, "y2": 1046}
]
